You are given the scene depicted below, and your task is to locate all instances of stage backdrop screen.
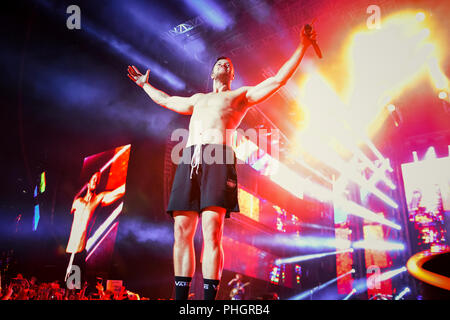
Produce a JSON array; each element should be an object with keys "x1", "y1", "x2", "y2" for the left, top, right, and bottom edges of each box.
[
  {"x1": 401, "y1": 156, "x2": 450, "y2": 213},
  {"x1": 65, "y1": 144, "x2": 131, "y2": 274},
  {"x1": 401, "y1": 155, "x2": 450, "y2": 249}
]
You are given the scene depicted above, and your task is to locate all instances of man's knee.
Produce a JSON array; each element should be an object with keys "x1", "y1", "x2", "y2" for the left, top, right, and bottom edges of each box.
[
  {"x1": 173, "y1": 211, "x2": 197, "y2": 244},
  {"x1": 203, "y1": 227, "x2": 222, "y2": 248},
  {"x1": 202, "y1": 217, "x2": 224, "y2": 248}
]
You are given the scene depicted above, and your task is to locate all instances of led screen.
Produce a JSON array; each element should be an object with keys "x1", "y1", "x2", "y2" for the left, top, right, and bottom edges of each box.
[{"x1": 65, "y1": 144, "x2": 131, "y2": 277}]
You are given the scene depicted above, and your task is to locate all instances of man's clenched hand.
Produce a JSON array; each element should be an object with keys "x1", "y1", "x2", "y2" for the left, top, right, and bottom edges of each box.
[{"x1": 300, "y1": 25, "x2": 317, "y2": 48}]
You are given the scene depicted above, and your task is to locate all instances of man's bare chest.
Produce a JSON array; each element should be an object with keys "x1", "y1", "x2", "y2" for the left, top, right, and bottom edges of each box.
[
  {"x1": 194, "y1": 91, "x2": 246, "y2": 115},
  {"x1": 75, "y1": 198, "x2": 99, "y2": 215}
]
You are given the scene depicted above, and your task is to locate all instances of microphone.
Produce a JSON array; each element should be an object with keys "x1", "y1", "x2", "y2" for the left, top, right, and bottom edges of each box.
[{"x1": 304, "y1": 23, "x2": 322, "y2": 59}]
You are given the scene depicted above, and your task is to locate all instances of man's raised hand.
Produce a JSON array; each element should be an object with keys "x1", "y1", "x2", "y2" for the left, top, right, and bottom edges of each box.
[
  {"x1": 301, "y1": 22, "x2": 322, "y2": 59},
  {"x1": 127, "y1": 65, "x2": 149, "y2": 88},
  {"x1": 300, "y1": 25, "x2": 317, "y2": 48}
]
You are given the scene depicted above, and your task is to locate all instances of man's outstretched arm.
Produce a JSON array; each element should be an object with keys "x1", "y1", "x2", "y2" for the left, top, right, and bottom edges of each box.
[
  {"x1": 70, "y1": 198, "x2": 80, "y2": 214},
  {"x1": 127, "y1": 66, "x2": 200, "y2": 115},
  {"x1": 244, "y1": 26, "x2": 317, "y2": 107},
  {"x1": 100, "y1": 184, "x2": 125, "y2": 207}
]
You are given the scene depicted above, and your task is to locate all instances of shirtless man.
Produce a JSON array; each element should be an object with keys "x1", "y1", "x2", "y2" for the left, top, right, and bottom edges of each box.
[
  {"x1": 65, "y1": 172, "x2": 125, "y2": 281},
  {"x1": 127, "y1": 26, "x2": 317, "y2": 300}
]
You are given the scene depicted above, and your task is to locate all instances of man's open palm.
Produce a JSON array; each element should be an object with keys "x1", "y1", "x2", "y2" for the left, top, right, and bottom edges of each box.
[{"x1": 127, "y1": 65, "x2": 149, "y2": 88}]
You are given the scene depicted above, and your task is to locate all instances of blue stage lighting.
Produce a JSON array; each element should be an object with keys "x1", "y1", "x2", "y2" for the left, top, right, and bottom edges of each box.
[
  {"x1": 289, "y1": 270, "x2": 354, "y2": 300},
  {"x1": 254, "y1": 234, "x2": 351, "y2": 252},
  {"x1": 395, "y1": 287, "x2": 410, "y2": 300},
  {"x1": 182, "y1": 0, "x2": 234, "y2": 31},
  {"x1": 352, "y1": 240, "x2": 405, "y2": 251},
  {"x1": 276, "y1": 249, "x2": 353, "y2": 265},
  {"x1": 343, "y1": 288, "x2": 357, "y2": 300}
]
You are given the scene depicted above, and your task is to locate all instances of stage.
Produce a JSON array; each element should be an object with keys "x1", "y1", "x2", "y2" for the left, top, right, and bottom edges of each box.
[{"x1": 1, "y1": 0, "x2": 449, "y2": 306}]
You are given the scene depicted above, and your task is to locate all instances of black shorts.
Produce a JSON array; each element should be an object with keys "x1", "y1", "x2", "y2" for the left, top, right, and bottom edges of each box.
[{"x1": 166, "y1": 144, "x2": 240, "y2": 218}]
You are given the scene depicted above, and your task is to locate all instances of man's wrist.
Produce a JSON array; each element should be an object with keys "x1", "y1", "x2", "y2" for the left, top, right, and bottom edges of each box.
[{"x1": 299, "y1": 43, "x2": 309, "y2": 51}]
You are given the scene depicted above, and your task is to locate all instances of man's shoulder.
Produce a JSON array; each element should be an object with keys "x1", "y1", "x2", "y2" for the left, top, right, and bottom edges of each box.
[
  {"x1": 232, "y1": 87, "x2": 252, "y2": 103},
  {"x1": 233, "y1": 86, "x2": 251, "y2": 94},
  {"x1": 190, "y1": 92, "x2": 206, "y2": 105}
]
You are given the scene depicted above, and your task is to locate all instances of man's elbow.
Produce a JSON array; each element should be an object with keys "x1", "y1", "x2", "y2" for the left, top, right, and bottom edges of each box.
[
  {"x1": 272, "y1": 76, "x2": 287, "y2": 88},
  {"x1": 266, "y1": 76, "x2": 286, "y2": 97}
]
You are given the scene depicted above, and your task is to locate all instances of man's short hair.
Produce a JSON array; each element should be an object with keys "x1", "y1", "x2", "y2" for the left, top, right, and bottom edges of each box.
[{"x1": 215, "y1": 56, "x2": 231, "y2": 64}]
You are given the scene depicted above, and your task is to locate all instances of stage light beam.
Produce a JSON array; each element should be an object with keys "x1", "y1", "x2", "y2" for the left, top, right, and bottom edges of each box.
[
  {"x1": 36, "y1": 0, "x2": 186, "y2": 90},
  {"x1": 289, "y1": 270, "x2": 354, "y2": 300},
  {"x1": 182, "y1": 0, "x2": 233, "y2": 31},
  {"x1": 343, "y1": 288, "x2": 357, "y2": 300},
  {"x1": 352, "y1": 239, "x2": 405, "y2": 251},
  {"x1": 379, "y1": 266, "x2": 407, "y2": 282},
  {"x1": 275, "y1": 249, "x2": 353, "y2": 265},
  {"x1": 395, "y1": 287, "x2": 410, "y2": 300},
  {"x1": 335, "y1": 197, "x2": 401, "y2": 230}
]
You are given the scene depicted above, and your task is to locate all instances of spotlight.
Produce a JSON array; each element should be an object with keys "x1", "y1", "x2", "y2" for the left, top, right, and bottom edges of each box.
[
  {"x1": 387, "y1": 104, "x2": 396, "y2": 112},
  {"x1": 395, "y1": 287, "x2": 410, "y2": 300},
  {"x1": 420, "y1": 28, "x2": 430, "y2": 38},
  {"x1": 343, "y1": 288, "x2": 357, "y2": 300},
  {"x1": 415, "y1": 12, "x2": 425, "y2": 22},
  {"x1": 386, "y1": 104, "x2": 402, "y2": 127},
  {"x1": 389, "y1": 108, "x2": 402, "y2": 127},
  {"x1": 438, "y1": 91, "x2": 448, "y2": 100}
]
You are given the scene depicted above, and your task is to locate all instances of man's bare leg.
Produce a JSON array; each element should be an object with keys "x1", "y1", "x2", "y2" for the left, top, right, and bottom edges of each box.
[
  {"x1": 65, "y1": 252, "x2": 75, "y2": 282},
  {"x1": 173, "y1": 210, "x2": 198, "y2": 299},
  {"x1": 201, "y1": 206, "x2": 226, "y2": 300}
]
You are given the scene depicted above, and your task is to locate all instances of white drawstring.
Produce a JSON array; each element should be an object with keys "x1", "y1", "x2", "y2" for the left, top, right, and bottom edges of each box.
[{"x1": 190, "y1": 144, "x2": 201, "y2": 179}]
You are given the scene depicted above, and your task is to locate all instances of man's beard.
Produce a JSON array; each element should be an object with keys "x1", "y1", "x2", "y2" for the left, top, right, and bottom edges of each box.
[{"x1": 213, "y1": 72, "x2": 232, "y2": 83}]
